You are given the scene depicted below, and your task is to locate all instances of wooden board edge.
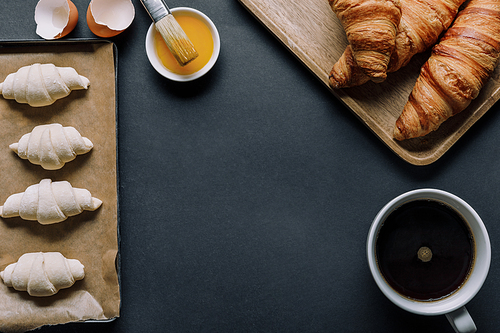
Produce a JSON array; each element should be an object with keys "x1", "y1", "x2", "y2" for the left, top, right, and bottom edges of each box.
[{"x1": 238, "y1": 0, "x2": 500, "y2": 166}]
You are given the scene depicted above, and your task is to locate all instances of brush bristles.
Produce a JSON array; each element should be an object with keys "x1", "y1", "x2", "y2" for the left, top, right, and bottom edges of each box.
[{"x1": 155, "y1": 14, "x2": 199, "y2": 67}]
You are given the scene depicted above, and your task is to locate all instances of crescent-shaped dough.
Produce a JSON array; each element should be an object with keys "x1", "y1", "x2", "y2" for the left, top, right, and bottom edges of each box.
[
  {"x1": 10, "y1": 123, "x2": 93, "y2": 170},
  {"x1": 0, "y1": 252, "x2": 84, "y2": 297},
  {"x1": 0, "y1": 179, "x2": 102, "y2": 224},
  {"x1": 0, "y1": 63, "x2": 89, "y2": 107}
]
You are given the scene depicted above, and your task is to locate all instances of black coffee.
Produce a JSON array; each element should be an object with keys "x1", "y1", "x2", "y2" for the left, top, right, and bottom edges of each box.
[{"x1": 376, "y1": 199, "x2": 474, "y2": 301}]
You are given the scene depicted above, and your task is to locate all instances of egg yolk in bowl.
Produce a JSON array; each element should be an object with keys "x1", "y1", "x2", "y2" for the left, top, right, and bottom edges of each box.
[{"x1": 153, "y1": 14, "x2": 214, "y2": 75}]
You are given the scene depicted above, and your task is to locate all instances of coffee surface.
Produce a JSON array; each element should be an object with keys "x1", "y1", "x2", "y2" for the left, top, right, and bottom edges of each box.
[{"x1": 376, "y1": 199, "x2": 474, "y2": 301}]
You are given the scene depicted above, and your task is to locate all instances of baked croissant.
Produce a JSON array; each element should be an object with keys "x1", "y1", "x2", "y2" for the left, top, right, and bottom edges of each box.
[
  {"x1": 10, "y1": 123, "x2": 93, "y2": 170},
  {"x1": 394, "y1": 0, "x2": 500, "y2": 140},
  {"x1": 0, "y1": 252, "x2": 84, "y2": 297},
  {"x1": 329, "y1": 0, "x2": 466, "y2": 88},
  {"x1": 0, "y1": 63, "x2": 89, "y2": 107},
  {"x1": 0, "y1": 179, "x2": 102, "y2": 225},
  {"x1": 328, "y1": 0, "x2": 402, "y2": 82}
]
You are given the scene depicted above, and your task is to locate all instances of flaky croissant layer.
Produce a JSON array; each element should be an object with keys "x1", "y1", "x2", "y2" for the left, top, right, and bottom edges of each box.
[
  {"x1": 329, "y1": 0, "x2": 402, "y2": 82},
  {"x1": 329, "y1": 0, "x2": 466, "y2": 88},
  {"x1": 394, "y1": 0, "x2": 500, "y2": 140}
]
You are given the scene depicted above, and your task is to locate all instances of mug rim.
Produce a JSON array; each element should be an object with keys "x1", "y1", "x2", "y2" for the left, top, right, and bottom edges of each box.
[{"x1": 367, "y1": 188, "x2": 491, "y2": 316}]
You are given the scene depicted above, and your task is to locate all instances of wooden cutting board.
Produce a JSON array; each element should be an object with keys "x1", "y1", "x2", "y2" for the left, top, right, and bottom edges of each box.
[{"x1": 238, "y1": 0, "x2": 500, "y2": 165}]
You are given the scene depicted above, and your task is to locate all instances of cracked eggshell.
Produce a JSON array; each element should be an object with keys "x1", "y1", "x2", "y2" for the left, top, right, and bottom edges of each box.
[
  {"x1": 87, "y1": 0, "x2": 135, "y2": 37},
  {"x1": 35, "y1": 0, "x2": 78, "y2": 40}
]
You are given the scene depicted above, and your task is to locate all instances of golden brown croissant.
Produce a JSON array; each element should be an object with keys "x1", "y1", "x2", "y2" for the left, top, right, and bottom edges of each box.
[
  {"x1": 394, "y1": 0, "x2": 500, "y2": 140},
  {"x1": 329, "y1": 0, "x2": 466, "y2": 88},
  {"x1": 329, "y1": 0, "x2": 402, "y2": 82}
]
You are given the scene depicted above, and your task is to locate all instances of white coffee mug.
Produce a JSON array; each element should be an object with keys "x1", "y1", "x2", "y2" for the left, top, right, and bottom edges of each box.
[{"x1": 367, "y1": 189, "x2": 491, "y2": 333}]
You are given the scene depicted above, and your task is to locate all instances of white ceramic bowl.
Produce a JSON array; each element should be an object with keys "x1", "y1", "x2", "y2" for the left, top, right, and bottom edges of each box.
[{"x1": 145, "y1": 7, "x2": 220, "y2": 82}]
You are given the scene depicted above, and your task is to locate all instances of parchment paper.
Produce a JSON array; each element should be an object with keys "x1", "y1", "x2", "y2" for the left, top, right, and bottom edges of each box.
[{"x1": 0, "y1": 41, "x2": 119, "y2": 332}]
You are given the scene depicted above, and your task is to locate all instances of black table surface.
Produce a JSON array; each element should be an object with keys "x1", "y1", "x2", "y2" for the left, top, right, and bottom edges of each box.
[{"x1": 1, "y1": 1, "x2": 500, "y2": 332}]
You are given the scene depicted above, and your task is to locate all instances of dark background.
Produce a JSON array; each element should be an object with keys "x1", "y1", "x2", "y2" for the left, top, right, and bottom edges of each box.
[{"x1": 1, "y1": 1, "x2": 500, "y2": 332}]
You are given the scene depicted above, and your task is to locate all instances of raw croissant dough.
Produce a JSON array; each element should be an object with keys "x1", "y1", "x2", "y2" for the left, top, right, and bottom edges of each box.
[
  {"x1": 10, "y1": 123, "x2": 93, "y2": 170},
  {"x1": 0, "y1": 179, "x2": 102, "y2": 224},
  {"x1": 0, "y1": 252, "x2": 84, "y2": 297},
  {"x1": 0, "y1": 63, "x2": 89, "y2": 107}
]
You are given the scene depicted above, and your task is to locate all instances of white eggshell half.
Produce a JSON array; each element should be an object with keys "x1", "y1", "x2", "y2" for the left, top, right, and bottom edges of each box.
[
  {"x1": 89, "y1": 0, "x2": 134, "y2": 31},
  {"x1": 35, "y1": 0, "x2": 78, "y2": 40}
]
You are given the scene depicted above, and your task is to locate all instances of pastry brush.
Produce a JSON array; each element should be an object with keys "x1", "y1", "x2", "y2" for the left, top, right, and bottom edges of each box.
[{"x1": 140, "y1": 0, "x2": 199, "y2": 66}]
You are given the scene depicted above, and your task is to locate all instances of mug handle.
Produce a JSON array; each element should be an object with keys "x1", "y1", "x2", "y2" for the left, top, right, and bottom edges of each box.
[{"x1": 445, "y1": 306, "x2": 476, "y2": 333}]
